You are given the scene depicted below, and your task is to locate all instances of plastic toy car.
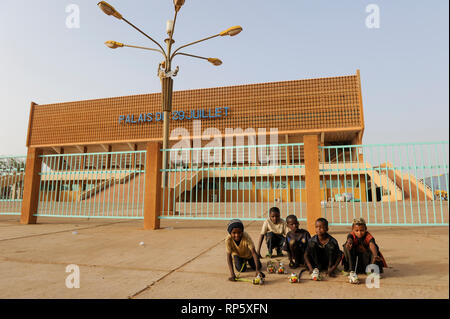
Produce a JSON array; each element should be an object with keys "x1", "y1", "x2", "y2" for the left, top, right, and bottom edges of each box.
[
  {"x1": 289, "y1": 273, "x2": 298, "y2": 283},
  {"x1": 252, "y1": 274, "x2": 264, "y2": 285},
  {"x1": 277, "y1": 262, "x2": 285, "y2": 274},
  {"x1": 267, "y1": 261, "x2": 276, "y2": 273},
  {"x1": 349, "y1": 271, "x2": 359, "y2": 284},
  {"x1": 311, "y1": 268, "x2": 321, "y2": 281}
]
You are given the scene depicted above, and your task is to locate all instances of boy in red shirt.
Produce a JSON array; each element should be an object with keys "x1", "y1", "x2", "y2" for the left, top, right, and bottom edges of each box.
[{"x1": 342, "y1": 217, "x2": 387, "y2": 274}]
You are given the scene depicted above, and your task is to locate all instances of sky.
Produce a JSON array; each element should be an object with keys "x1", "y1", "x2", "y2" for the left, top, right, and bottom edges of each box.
[{"x1": 0, "y1": 0, "x2": 448, "y2": 156}]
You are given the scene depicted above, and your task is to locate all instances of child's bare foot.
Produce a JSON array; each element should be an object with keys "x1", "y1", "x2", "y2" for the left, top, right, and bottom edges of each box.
[{"x1": 228, "y1": 276, "x2": 236, "y2": 282}]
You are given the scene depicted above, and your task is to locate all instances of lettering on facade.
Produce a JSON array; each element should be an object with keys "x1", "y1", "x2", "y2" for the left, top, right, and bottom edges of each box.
[{"x1": 118, "y1": 107, "x2": 229, "y2": 124}]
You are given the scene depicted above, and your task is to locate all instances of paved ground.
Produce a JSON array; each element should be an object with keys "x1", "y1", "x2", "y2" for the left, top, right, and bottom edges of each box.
[{"x1": 0, "y1": 215, "x2": 448, "y2": 299}]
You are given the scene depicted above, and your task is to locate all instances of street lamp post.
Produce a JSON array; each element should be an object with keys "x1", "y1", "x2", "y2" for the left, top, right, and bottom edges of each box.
[{"x1": 97, "y1": 1, "x2": 242, "y2": 187}]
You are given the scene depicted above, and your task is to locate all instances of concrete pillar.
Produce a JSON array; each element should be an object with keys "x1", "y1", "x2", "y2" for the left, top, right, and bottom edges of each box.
[
  {"x1": 107, "y1": 145, "x2": 112, "y2": 169},
  {"x1": 20, "y1": 147, "x2": 43, "y2": 225},
  {"x1": 143, "y1": 142, "x2": 162, "y2": 230},
  {"x1": 304, "y1": 135, "x2": 321, "y2": 234}
]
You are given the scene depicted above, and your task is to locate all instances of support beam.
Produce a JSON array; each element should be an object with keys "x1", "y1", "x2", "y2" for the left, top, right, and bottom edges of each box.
[
  {"x1": 75, "y1": 145, "x2": 84, "y2": 153},
  {"x1": 107, "y1": 145, "x2": 113, "y2": 169},
  {"x1": 164, "y1": 188, "x2": 174, "y2": 216},
  {"x1": 304, "y1": 135, "x2": 321, "y2": 234},
  {"x1": 26, "y1": 102, "x2": 37, "y2": 147},
  {"x1": 131, "y1": 144, "x2": 137, "y2": 169},
  {"x1": 319, "y1": 132, "x2": 325, "y2": 163},
  {"x1": 357, "y1": 131, "x2": 363, "y2": 144},
  {"x1": 143, "y1": 142, "x2": 162, "y2": 230},
  {"x1": 80, "y1": 146, "x2": 87, "y2": 170},
  {"x1": 127, "y1": 142, "x2": 135, "y2": 151},
  {"x1": 285, "y1": 135, "x2": 292, "y2": 203},
  {"x1": 20, "y1": 147, "x2": 43, "y2": 224},
  {"x1": 100, "y1": 144, "x2": 109, "y2": 152}
]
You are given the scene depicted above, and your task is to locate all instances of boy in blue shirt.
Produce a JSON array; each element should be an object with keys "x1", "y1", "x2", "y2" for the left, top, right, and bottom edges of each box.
[{"x1": 283, "y1": 214, "x2": 311, "y2": 268}]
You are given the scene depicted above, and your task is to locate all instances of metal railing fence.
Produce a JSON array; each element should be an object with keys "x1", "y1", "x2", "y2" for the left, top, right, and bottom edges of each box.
[
  {"x1": 160, "y1": 143, "x2": 306, "y2": 221},
  {"x1": 319, "y1": 141, "x2": 448, "y2": 226},
  {"x1": 0, "y1": 156, "x2": 26, "y2": 215},
  {"x1": 36, "y1": 151, "x2": 146, "y2": 219},
  {"x1": 1, "y1": 141, "x2": 448, "y2": 227}
]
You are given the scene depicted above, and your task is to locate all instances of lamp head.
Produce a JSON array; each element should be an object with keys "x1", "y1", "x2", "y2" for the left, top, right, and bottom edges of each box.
[
  {"x1": 105, "y1": 40, "x2": 124, "y2": 49},
  {"x1": 97, "y1": 1, "x2": 123, "y2": 20},
  {"x1": 174, "y1": 0, "x2": 185, "y2": 12},
  {"x1": 208, "y1": 58, "x2": 222, "y2": 66},
  {"x1": 166, "y1": 20, "x2": 174, "y2": 36},
  {"x1": 219, "y1": 26, "x2": 242, "y2": 37}
]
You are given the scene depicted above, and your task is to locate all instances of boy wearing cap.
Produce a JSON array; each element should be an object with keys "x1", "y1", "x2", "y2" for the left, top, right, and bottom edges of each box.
[
  {"x1": 342, "y1": 217, "x2": 387, "y2": 274},
  {"x1": 225, "y1": 219, "x2": 264, "y2": 281}
]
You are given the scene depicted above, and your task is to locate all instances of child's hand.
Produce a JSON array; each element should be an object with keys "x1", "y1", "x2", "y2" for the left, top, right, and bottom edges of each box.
[
  {"x1": 373, "y1": 255, "x2": 382, "y2": 263},
  {"x1": 345, "y1": 239, "x2": 353, "y2": 250},
  {"x1": 228, "y1": 275, "x2": 236, "y2": 282}
]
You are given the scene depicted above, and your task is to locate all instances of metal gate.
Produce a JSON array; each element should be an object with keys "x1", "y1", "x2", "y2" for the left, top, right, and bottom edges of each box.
[
  {"x1": 0, "y1": 156, "x2": 26, "y2": 216},
  {"x1": 36, "y1": 151, "x2": 146, "y2": 219},
  {"x1": 160, "y1": 143, "x2": 306, "y2": 221},
  {"x1": 319, "y1": 142, "x2": 449, "y2": 226}
]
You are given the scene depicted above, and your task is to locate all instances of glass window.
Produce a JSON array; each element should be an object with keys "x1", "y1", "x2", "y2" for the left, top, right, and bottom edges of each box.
[
  {"x1": 326, "y1": 180, "x2": 341, "y2": 188},
  {"x1": 239, "y1": 182, "x2": 253, "y2": 190},
  {"x1": 255, "y1": 181, "x2": 271, "y2": 189},
  {"x1": 40, "y1": 183, "x2": 51, "y2": 191},
  {"x1": 273, "y1": 181, "x2": 288, "y2": 189},
  {"x1": 290, "y1": 181, "x2": 305, "y2": 189},
  {"x1": 345, "y1": 179, "x2": 360, "y2": 188},
  {"x1": 224, "y1": 182, "x2": 238, "y2": 190}
]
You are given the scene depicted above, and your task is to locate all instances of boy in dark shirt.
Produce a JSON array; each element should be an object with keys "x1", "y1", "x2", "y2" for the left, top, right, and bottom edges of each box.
[
  {"x1": 283, "y1": 215, "x2": 311, "y2": 268},
  {"x1": 304, "y1": 218, "x2": 343, "y2": 278},
  {"x1": 342, "y1": 217, "x2": 387, "y2": 274}
]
